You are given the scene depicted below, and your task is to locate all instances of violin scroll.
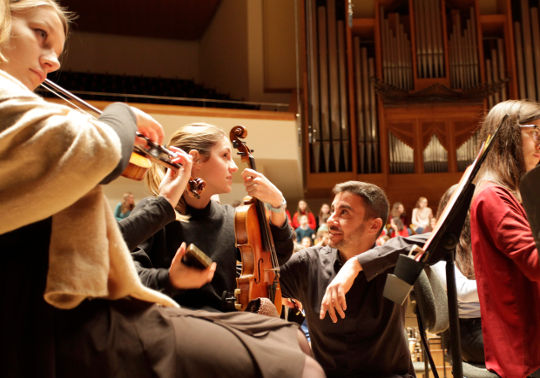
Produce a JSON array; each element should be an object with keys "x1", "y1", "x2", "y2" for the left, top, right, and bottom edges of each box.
[
  {"x1": 229, "y1": 126, "x2": 252, "y2": 160},
  {"x1": 187, "y1": 178, "x2": 206, "y2": 199}
]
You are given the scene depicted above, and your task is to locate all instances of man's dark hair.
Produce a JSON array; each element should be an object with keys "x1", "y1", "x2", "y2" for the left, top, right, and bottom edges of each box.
[{"x1": 332, "y1": 181, "x2": 389, "y2": 235}]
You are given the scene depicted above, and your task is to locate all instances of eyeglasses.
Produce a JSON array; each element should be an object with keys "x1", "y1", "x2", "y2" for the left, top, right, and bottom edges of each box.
[{"x1": 520, "y1": 124, "x2": 540, "y2": 142}]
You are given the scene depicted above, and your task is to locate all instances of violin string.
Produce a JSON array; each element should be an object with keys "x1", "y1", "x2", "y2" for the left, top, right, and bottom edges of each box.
[
  {"x1": 254, "y1": 178, "x2": 281, "y2": 277},
  {"x1": 265, "y1": 218, "x2": 280, "y2": 274},
  {"x1": 236, "y1": 131, "x2": 281, "y2": 279},
  {"x1": 254, "y1": 187, "x2": 281, "y2": 273}
]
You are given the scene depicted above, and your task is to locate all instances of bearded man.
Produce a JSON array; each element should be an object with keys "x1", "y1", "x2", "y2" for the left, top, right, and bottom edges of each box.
[{"x1": 280, "y1": 181, "x2": 427, "y2": 378}]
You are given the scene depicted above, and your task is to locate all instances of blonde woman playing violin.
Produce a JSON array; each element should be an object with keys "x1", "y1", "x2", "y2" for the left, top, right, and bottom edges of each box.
[{"x1": 131, "y1": 123, "x2": 295, "y2": 312}]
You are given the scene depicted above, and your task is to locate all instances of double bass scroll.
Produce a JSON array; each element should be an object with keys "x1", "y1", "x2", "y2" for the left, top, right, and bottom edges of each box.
[{"x1": 230, "y1": 125, "x2": 282, "y2": 315}]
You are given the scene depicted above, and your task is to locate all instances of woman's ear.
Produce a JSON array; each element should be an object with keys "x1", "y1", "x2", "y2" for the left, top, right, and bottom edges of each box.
[
  {"x1": 189, "y1": 149, "x2": 201, "y2": 172},
  {"x1": 189, "y1": 149, "x2": 199, "y2": 160}
]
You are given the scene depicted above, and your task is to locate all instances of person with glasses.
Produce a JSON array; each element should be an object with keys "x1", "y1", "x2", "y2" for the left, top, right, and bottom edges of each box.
[{"x1": 470, "y1": 100, "x2": 540, "y2": 378}]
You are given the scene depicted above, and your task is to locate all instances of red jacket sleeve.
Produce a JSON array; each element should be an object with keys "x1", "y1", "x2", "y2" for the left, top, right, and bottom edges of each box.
[{"x1": 475, "y1": 186, "x2": 540, "y2": 281}]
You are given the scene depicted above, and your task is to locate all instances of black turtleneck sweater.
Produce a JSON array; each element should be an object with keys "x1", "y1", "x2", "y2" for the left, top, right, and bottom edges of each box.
[{"x1": 130, "y1": 197, "x2": 294, "y2": 311}]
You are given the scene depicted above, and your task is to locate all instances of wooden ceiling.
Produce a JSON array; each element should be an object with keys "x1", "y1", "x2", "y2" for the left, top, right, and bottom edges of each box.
[{"x1": 59, "y1": 0, "x2": 221, "y2": 40}]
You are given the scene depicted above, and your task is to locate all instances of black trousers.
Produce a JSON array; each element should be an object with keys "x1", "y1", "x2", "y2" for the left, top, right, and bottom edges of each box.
[{"x1": 459, "y1": 317, "x2": 484, "y2": 364}]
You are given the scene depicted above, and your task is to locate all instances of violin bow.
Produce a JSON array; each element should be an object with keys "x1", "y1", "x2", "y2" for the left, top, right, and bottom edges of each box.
[{"x1": 40, "y1": 78, "x2": 206, "y2": 197}]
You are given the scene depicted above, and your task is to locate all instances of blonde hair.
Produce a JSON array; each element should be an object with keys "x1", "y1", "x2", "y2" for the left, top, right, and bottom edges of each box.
[
  {"x1": 436, "y1": 184, "x2": 475, "y2": 279},
  {"x1": 145, "y1": 122, "x2": 226, "y2": 214},
  {"x1": 1, "y1": 0, "x2": 75, "y2": 62},
  {"x1": 414, "y1": 196, "x2": 427, "y2": 209},
  {"x1": 120, "y1": 192, "x2": 134, "y2": 213},
  {"x1": 0, "y1": 0, "x2": 10, "y2": 61},
  {"x1": 10, "y1": 0, "x2": 74, "y2": 35}
]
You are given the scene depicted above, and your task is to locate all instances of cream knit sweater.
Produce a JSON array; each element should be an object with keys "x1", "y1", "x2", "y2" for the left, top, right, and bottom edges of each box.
[{"x1": 0, "y1": 71, "x2": 177, "y2": 309}]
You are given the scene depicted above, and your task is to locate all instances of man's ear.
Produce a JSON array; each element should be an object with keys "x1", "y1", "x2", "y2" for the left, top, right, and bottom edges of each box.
[{"x1": 369, "y1": 218, "x2": 383, "y2": 235}]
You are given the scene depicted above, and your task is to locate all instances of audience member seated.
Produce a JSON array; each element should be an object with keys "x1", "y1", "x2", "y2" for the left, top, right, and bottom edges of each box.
[
  {"x1": 300, "y1": 236, "x2": 313, "y2": 249},
  {"x1": 114, "y1": 192, "x2": 135, "y2": 221},
  {"x1": 431, "y1": 184, "x2": 484, "y2": 365},
  {"x1": 411, "y1": 196, "x2": 433, "y2": 233},
  {"x1": 295, "y1": 214, "x2": 315, "y2": 244},
  {"x1": 314, "y1": 224, "x2": 330, "y2": 247},
  {"x1": 376, "y1": 232, "x2": 390, "y2": 246},
  {"x1": 389, "y1": 216, "x2": 410, "y2": 238},
  {"x1": 292, "y1": 199, "x2": 317, "y2": 230},
  {"x1": 317, "y1": 203, "x2": 331, "y2": 229},
  {"x1": 389, "y1": 201, "x2": 408, "y2": 227}
]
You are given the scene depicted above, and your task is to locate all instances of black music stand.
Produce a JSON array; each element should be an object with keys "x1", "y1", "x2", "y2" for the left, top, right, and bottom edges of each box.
[
  {"x1": 383, "y1": 123, "x2": 502, "y2": 378},
  {"x1": 520, "y1": 165, "x2": 540, "y2": 252},
  {"x1": 384, "y1": 183, "x2": 473, "y2": 378}
]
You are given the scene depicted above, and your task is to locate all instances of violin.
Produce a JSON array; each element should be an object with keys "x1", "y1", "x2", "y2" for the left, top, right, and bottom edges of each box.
[
  {"x1": 230, "y1": 125, "x2": 282, "y2": 315},
  {"x1": 40, "y1": 79, "x2": 205, "y2": 198}
]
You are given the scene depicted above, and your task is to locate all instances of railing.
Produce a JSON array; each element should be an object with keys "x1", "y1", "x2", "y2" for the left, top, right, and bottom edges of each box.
[
  {"x1": 38, "y1": 88, "x2": 290, "y2": 112},
  {"x1": 40, "y1": 71, "x2": 291, "y2": 112}
]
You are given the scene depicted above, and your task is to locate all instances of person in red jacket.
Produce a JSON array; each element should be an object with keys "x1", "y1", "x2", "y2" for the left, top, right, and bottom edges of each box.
[
  {"x1": 292, "y1": 199, "x2": 317, "y2": 230},
  {"x1": 470, "y1": 100, "x2": 540, "y2": 378}
]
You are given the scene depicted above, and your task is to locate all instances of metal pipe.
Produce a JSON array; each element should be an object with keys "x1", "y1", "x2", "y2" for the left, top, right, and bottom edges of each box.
[
  {"x1": 369, "y1": 57, "x2": 379, "y2": 173},
  {"x1": 514, "y1": 21, "x2": 527, "y2": 99},
  {"x1": 317, "y1": 4, "x2": 331, "y2": 172},
  {"x1": 469, "y1": 7, "x2": 479, "y2": 87},
  {"x1": 354, "y1": 37, "x2": 365, "y2": 173},
  {"x1": 491, "y1": 47, "x2": 500, "y2": 103},
  {"x1": 521, "y1": 0, "x2": 536, "y2": 99},
  {"x1": 530, "y1": 7, "x2": 540, "y2": 100},
  {"x1": 496, "y1": 38, "x2": 507, "y2": 100},
  {"x1": 306, "y1": 0, "x2": 321, "y2": 172},
  {"x1": 338, "y1": 19, "x2": 349, "y2": 170},
  {"x1": 486, "y1": 58, "x2": 494, "y2": 108},
  {"x1": 326, "y1": 0, "x2": 341, "y2": 171}
]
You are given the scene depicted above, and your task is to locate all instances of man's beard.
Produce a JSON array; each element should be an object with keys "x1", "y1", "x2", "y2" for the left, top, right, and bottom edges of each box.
[{"x1": 328, "y1": 223, "x2": 366, "y2": 251}]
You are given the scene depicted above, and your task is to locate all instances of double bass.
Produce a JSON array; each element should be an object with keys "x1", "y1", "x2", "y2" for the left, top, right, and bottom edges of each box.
[{"x1": 230, "y1": 125, "x2": 282, "y2": 315}]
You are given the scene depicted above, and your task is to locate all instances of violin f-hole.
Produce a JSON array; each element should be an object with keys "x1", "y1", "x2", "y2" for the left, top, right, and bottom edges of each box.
[{"x1": 256, "y1": 259, "x2": 263, "y2": 284}]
